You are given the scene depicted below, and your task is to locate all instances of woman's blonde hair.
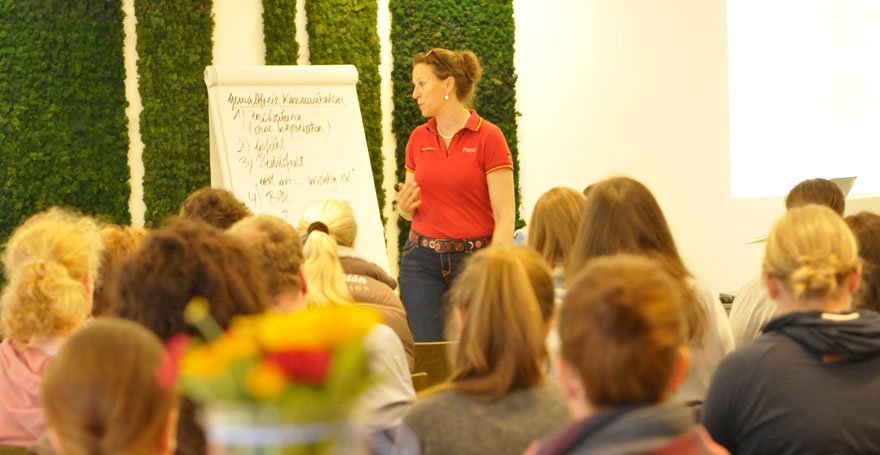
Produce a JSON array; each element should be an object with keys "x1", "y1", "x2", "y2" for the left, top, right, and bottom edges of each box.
[
  {"x1": 297, "y1": 200, "x2": 358, "y2": 248},
  {"x1": 568, "y1": 177, "x2": 706, "y2": 344},
  {"x1": 443, "y1": 246, "x2": 546, "y2": 402},
  {"x1": 92, "y1": 225, "x2": 147, "y2": 317},
  {"x1": 529, "y1": 187, "x2": 586, "y2": 272},
  {"x1": 0, "y1": 208, "x2": 103, "y2": 342},
  {"x1": 43, "y1": 318, "x2": 176, "y2": 455},
  {"x1": 764, "y1": 204, "x2": 859, "y2": 302},
  {"x1": 302, "y1": 225, "x2": 354, "y2": 307},
  {"x1": 229, "y1": 214, "x2": 304, "y2": 298},
  {"x1": 507, "y1": 246, "x2": 556, "y2": 324}
]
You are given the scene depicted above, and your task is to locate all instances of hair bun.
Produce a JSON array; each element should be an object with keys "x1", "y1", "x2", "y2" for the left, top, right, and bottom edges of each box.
[
  {"x1": 790, "y1": 254, "x2": 841, "y2": 297},
  {"x1": 307, "y1": 221, "x2": 330, "y2": 235}
]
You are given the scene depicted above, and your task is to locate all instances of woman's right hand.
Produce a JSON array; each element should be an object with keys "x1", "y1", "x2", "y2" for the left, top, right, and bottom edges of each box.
[{"x1": 396, "y1": 181, "x2": 421, "y2": 220}]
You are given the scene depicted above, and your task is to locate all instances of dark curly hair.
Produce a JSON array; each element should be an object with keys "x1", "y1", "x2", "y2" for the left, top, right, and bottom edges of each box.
[
  {"x1": 179, "y1": 187, "x2": 253, "y2": 229},
  {"x1": 110, "y1": 219, "x2": 272, "y2": 341}
]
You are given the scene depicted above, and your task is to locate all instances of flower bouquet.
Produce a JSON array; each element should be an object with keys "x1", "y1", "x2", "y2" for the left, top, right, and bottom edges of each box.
[{"x1": 165, "y1": 298, "x2": 381, "y2": 454}]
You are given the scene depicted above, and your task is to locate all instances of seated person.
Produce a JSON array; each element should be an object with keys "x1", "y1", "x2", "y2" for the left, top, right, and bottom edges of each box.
[
  {"x1": 41, "y1": 318, "x2": 177, "y2": 455},
  {"x1": 729, "y1": 178, "x2": 846, "y2": 347},
  {"x1": 396, "y1": 246, "x2": 570, "y2": 455},
  {"x1": 532, "y1": 255, "x2": 727, "y2": 455},
  {"x1": 91, "y1": 224, "x2": 147, "y2": 317},
  {"x1": 527, "y1": 186, "x2": 586, "y2": 288},
  {"x1": 178, "y1": 187, "x2": 252, "y2": 229},
  {"x1": 702, "y1": 205, "x2": 880, "y2": 454},
  {"x1": 0, "y1": 208, "x2": 102, "y2": 447},
  {"x1": 298, "y1": 200, "x2": 414, "y2": 371},
  {"x1": 845, "y1": 211, "x2": 880, "y2": 312}
]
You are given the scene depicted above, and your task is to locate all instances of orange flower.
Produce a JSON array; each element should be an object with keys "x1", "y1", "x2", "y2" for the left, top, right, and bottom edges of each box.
[{"x1": 246, "y1": 360, "x2": 288, "y2": 400}]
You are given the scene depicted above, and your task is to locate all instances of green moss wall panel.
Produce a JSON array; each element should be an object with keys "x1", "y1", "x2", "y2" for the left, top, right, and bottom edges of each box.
[
  {"x1": 263, "y1": 0, "x2": 298, "y2": 65},
  {"x1": 390, "y1": 0, "x2": 522, "y2": 251},
  {"x1": 0, "y1": 1, "x2": 130, "y2": 243},
  {"x1": 136, "y1": 0, "x2": 213, "y2": 226}
]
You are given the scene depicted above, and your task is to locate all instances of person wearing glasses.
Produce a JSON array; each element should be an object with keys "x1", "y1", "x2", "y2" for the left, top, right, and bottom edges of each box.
[{"x1": 395, "y1": 48, "x2": 515, "y2": 342}]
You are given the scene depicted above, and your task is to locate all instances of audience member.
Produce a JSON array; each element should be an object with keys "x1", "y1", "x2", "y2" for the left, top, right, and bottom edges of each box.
[
  {"x1": 845, "y1": 212, "x2": 880, "y2": 312},
  {"x1": 178, "y1": 187, "x2": 252, "y2": 229},
  {"x1": 0, "y1": 208, "x2": 102, "y2": 447},
  {"x1": 396, "y1": 246, "x2": 570, "y2": 455},
  {"x1": 301, "y1": 222, "x2": 416, "y2": 434},
  {"x1": 532, "y1": 255, "x2": 727, "y2": 454},
  {"x1": 41, "y1": 318, "x2": 177, "y2": 455},
  {"x1": 701, "y1": 205, "x2": 880, "y2": 454},
  {"x1": 528, "y1": 187, "x2": 586, "y2": 287},
  {"x1": 729, "y1": 177, "x2": 846, "y2": 347},
  {"x1": 91, "y1": 225, "x2": 147, "y2": 317},
  {"x1": 111, "y1": 219, "x2": 272, "y2": 455},
  {"x1": 568, "y1": 177, "x2": 734, "y2": 405},
  {"x1": 297, "y1": 200, "x2": 415, "y2": 370}
]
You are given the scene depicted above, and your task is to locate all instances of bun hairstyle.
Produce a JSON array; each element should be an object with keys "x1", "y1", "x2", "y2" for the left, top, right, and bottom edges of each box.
[
  {"x1": 413, "y1": 48, "x2": 484, "y2": 106},
  {"x1": 528, "y1": 186, "x2": 587, "y2": 272},
  {"x1": 560, "y1": 254, "x2": 685, "y2": 407},
  {"x1": 0, "y1": 208, "x2": 102, "y2": 343},
  {"x1": 568, "y1": 176, "x2": 706, "y2": 344},
  {"x1": 228, "y1": 214, "x2": 305, "y2": 298},
  {"x1": 297, "y1": 200, "x2": 358, "y2": 248},
  {"x1": 764, "y1": 204, "x2": 859, "y2": 302},
  {"x1": 846, "y1": 212, "x2": 880, "y2": 311},
  {"x1": 301, "y1": 221, "x2": 354, "y2": 307},
  {"x1": 42, "y1": 318, "x2": 176, "y2": 455},
  {"x1": 444, "y1": 246, "x2": 546, "y2": 402}
]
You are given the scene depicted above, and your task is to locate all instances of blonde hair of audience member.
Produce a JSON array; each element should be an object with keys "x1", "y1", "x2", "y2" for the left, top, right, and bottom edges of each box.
[
  {"x1": 557, "y1": 254, "x2": 689, "y2": 418},
  {"x1": 846, "y1": 212, "x2": 880, "y2": 312},
  {"x1": 507, "y1": 246, "x2": 556, "y2": 333},
  {"x1": 298, "y1": 200, "x2": 358, "y2": 248},
  {"x1": 568, "y1": 176, "x2": 706, "y2": 344},
  {"x1": 785, "y1": 178, "x2": 845, "y2": 215},
  {"x1": 528, "y1": 187, "x2": 586, "y2": 273},
  {"x1": 0, "y1": 208, "x2": 103, "y2": 343},
  {"x1": 440, "y1": 246, "x2": 546, "y2": 402},
  {"x1": 229, "y1": 215, "x2": 305, "y2": 306},
  {"x1": 763, "y1": 205, "x2": 860, "y2": 313},
  {"x1": 92, "y1": 225, "x2": 147, "y2": 318},
  {"x1": 302, "y1": 223, "x2": 355, "y2": 308},
  {"x1": 42, "y1": 318, "x2": 177, "y2": 455}
]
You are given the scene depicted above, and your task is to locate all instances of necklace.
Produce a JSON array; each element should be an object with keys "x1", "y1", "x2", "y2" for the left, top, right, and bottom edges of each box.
[{"x1": 437, "y1": 110, "x2": 470, "y2": 139}]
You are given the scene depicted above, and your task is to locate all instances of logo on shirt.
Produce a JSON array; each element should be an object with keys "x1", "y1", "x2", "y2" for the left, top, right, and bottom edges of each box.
[
  {"x1": 420, "y1": 147, "x2": 436, "y2": 152},
  {"x1": 462, "y1": 147, "x2": 478, "y2": 153}
]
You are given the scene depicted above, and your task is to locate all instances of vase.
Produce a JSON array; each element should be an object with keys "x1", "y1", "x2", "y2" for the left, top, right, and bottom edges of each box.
[{"x1": 203, "y1": 403, "x2": 364, "y2": 455}]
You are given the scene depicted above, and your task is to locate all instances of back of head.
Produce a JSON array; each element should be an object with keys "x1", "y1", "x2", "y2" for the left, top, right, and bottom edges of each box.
[
  {"x1": 92, "y1": 225, "x2": 148, "y2": 318},
  {"x1": 846, "y1": 212, "x2": 880, "y2": 311},
  {"x1": 528, "y1": 186, "x2": 586, "y2": 270},
  {"x1": 785, "y1": 178, "x2": 845, "y2": 215},
  {"x1": 507, "y1": 246, "x2": 556, "y2": 324},
  {"x1": 111, "y1": 219, "x2": 271, "y2": 341},
  {"x1": 764, "y1": 204, "x2": 859, "y2": 304},
  {"x1": 0, "y1": 208, "x2": 103, "y2": 343},
  {"x1": 301, "y1": 222, "x2": 354, "y2": 307},
  {"x1": 413, "y1": 48, "x2": 484, "y2": 106},
  {"x1": 568, "y1": 177, "x2": 705, "y2": 343},
  {"x1": 561, "y1": 254, "x2": 685, "y2": 408},
  {"x1": 229, "y1": 214, "x2": 304, "y2": 298},
  {"x1": 42, "y1": 318, "x2": 175, "y2": 455},
  {"x1": 179, "y1": 187, "x2": 252, "y2": 229},
  {"x1": 446, "y1": 246, "x2": 546, "y2": 402},
  {"x1": 297, "y1": 199, "x2": 358, "y2": 248}
]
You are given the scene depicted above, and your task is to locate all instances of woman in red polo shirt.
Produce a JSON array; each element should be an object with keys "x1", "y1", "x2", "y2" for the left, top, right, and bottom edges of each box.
[{"x1": 395, "y1": 48, "x2": 515, "y2": 342}]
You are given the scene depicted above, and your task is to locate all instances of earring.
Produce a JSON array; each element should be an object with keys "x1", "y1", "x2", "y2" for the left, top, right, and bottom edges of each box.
[{"x1": 444, "y1": 94, "x2": 449, "y2": 101}]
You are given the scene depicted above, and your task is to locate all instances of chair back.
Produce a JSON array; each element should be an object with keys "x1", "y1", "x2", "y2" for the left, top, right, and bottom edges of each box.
[{"x1": 411, "y1": 341, "x2": 457, "y2": 391}]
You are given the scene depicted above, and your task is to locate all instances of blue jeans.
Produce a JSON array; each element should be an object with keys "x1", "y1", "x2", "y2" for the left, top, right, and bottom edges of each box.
[{"x1": 399, "y1": 239, "x2": 472, "y2": 342}]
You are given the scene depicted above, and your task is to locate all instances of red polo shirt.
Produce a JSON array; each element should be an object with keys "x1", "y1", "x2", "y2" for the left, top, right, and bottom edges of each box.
[{"x1": 405, "y1": 110, "x2": 513, "y2": 239}]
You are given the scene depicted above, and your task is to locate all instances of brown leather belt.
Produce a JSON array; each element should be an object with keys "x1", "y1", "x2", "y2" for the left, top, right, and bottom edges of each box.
[{"x1": 408, "y1": 230, "x2": 491, "y2": 253}]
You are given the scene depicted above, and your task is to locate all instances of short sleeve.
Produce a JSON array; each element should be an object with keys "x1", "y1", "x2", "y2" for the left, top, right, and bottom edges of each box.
[
  {"x1": 482, "y1": 127, "x2": 514, "y2": 174},
  {"x1": 405, "y1": 130, "x2": 418, "y2": 173}
]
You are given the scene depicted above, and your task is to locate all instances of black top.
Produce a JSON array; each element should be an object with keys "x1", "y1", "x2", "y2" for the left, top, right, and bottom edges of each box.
[{"x1": 701, "y1": 310, "x2": 880, "y2": 455}]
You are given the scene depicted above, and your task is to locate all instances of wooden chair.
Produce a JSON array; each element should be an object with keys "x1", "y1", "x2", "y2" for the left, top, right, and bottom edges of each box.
[{"x1": 411, "y1": 341, "x2": 457, "y2": 392}]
